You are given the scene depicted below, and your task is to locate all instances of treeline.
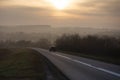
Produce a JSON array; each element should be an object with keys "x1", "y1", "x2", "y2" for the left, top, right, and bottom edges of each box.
[
  {"x1": 55, "y1": 34, "x2": 120, "y2": 59},
  {"x1": 0, "y1": 38, "x2": 51, "y2": 49}
]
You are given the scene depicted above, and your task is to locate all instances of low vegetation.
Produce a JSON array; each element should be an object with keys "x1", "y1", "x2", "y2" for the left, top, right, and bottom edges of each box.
[
  {"x1": 0, "y1": 48, "x2": 46, "y2": 80},
  {"x1": 0, "y1": 38, "x2": 51, "y2": 49}
]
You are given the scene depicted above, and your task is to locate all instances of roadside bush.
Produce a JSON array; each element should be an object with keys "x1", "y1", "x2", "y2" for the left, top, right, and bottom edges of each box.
[{"x1": 55, "y1": 34, "x2": 120, "y2": 58}]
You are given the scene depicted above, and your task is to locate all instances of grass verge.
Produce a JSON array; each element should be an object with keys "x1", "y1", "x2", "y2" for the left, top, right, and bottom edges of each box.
[{"x1": 0, "y1": 48, "x2": 46, "y2": 80}]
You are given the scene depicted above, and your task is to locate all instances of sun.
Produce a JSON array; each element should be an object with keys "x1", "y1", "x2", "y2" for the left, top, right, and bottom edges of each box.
[{"x1": 47, "y1": 0, "x2": 71, "y2": 10}]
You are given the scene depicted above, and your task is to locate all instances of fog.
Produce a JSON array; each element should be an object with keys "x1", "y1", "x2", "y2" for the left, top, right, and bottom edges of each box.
[{"x1": 0, "y1": 25, "x2": 120, "y2": 42}]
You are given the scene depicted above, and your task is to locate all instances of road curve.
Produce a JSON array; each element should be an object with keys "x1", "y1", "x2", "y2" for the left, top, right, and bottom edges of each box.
[{"x1": 33, "y1": 48, "x2": 120, "y2": 80}]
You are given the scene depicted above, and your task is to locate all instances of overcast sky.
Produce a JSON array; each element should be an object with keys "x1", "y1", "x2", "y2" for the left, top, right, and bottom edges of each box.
[{"x1": 0, "y1": 0, "x2": 119, "y2": 29}]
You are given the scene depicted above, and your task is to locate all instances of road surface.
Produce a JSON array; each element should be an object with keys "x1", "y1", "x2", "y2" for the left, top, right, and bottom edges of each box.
[{"x1": 33, "y1": 48, "x2": 120, "y2": 80}]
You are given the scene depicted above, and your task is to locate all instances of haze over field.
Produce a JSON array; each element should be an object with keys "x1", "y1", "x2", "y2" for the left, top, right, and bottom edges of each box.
[{"x1": 0, "y1": 25, "x2": 120, "y2": 42}]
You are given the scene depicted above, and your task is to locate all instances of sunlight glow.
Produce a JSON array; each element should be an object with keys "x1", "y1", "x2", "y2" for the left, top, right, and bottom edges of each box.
[{"x1": 47, "y1": 0, "x2": 71, "y2": 10}]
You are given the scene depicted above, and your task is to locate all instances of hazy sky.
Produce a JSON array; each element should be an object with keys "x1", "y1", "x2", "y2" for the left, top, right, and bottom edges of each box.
[{"x1": 0, "y1": 0, "x2": 120, "y2": 28}]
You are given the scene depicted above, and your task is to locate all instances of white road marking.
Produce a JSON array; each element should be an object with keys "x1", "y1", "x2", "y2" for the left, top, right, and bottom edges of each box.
[{"x1": 52, "y1": 53, "x2": 120, "y2": 77}]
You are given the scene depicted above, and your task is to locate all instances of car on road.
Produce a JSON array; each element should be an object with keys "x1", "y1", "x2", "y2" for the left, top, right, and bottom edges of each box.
[{"x1": 49, "y1": 46, "x2": 56, "y2": 52}]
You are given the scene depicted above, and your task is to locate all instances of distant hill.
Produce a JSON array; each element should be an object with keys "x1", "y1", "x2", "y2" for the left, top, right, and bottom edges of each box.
[{"x1": 0, "y1": 25, "x2": 51, "y2": 33}]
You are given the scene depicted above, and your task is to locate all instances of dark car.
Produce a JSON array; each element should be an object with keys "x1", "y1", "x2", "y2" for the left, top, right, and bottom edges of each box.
[{"x1": 49, "y1": 47, "x2": 56, "y2": 52}]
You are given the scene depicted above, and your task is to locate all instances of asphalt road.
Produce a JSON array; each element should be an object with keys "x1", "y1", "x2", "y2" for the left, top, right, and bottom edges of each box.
[{"x1": 33, "y1": 48, "x2": 120, "y2": 80}]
